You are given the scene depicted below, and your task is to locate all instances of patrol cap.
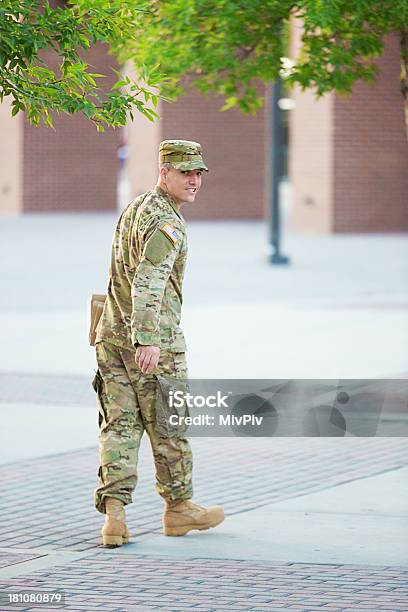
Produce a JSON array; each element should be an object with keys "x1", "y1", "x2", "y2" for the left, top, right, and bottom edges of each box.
[{"x1": 159, "y1": 139, "x2": 208, "y2": 172}]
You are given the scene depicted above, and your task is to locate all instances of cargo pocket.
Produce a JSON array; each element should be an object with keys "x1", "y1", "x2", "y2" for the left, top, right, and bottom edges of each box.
[
  {"x1": 155, "y1": 374, "x2": 190, "y2": 438},
  {"x1": 92, "y1": 369, "x2": 108, "y2": 429}
]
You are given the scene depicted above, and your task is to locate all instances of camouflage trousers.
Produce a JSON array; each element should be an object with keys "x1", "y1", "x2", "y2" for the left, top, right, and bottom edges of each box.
[{"x1": 93, "y1": 341, "x2": 193, "y2": 514}]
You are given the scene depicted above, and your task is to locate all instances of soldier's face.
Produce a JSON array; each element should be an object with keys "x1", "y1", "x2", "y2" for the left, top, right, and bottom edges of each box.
[{"x1": 164, "y1": 168, "x2": 203, "y2": 204}]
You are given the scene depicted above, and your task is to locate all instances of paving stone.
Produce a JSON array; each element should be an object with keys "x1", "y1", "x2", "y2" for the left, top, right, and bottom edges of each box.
[
  {"x1": 1, "y1": 438, "x2": 407, "y2": 609},
  {"x1": 1, "y1": 438, "x2": 408, "y2": 550},
  {"x1": 1, "y1": 554, "x2": 407, "y2": 611}
]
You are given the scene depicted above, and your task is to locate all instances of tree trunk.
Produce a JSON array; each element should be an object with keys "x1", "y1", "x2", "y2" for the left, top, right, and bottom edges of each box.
[{"x1": 400, "y1": 27, "x2": 408, "y2": 142}]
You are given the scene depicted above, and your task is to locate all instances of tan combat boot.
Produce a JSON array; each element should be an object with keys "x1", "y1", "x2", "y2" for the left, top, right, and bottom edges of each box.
[
  {"x1": 163, "y1": 500, "x2": 225, "y2": 536},
  {"x1": 102, "y1": 497, "x2": 130, "y2": 546}
]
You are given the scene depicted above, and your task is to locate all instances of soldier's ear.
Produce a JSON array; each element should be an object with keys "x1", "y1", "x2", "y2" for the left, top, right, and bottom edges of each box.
[{"x1": 160, "y1": 166, "x2": 169, "y2": 180}]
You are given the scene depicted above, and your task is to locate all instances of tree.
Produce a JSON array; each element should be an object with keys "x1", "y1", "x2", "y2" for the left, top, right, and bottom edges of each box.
[
  {"x1": 0, "y1": 0, "x2": 165, "y2": 130},
  {"x1": 3, "y1": 1, "x2": 407, "y2": 134},
  {"x1": 115, "y1": 0, "x2": 408, "y2": 135}
]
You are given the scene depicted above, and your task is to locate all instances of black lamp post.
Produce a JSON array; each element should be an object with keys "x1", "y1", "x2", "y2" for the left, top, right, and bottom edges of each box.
[{"x1": 269, "y1": 77, "x2": 290, "y2": 266}]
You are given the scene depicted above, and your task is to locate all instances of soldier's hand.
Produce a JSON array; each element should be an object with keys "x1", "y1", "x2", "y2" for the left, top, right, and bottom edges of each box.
[{"x1": 135, "y1": 345, "x2": 160, "y2": 374}]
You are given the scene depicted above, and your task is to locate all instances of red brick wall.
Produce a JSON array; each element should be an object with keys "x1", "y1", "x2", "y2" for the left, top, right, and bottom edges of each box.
[
  {"x1": 23, "y1": 44, "x2": 119, "y2": 212},
  {"x1": 333, "y1": 34, "x2": 408, "y2": 232},
  {"x1": 161, "y1": 87, "x2": 266, "y2": 220}
]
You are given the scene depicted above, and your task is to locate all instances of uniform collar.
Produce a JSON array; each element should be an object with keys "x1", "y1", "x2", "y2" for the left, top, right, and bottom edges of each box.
[{"x1": 154, "y1": 186, "x2": 184, "y2": 223}]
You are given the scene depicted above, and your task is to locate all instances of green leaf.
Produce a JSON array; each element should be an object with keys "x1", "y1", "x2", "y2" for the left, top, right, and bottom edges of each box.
[
  {"x1": 5, "y1": 0, "x2": 402, "y2": 128},
  {"x1": 112, "y1": 80, "x2": 128, "y2": 90}
]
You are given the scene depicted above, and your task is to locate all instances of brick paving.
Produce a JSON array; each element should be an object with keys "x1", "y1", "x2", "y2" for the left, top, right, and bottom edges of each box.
[
  {"x1": 0, "y1": 552, "x2": 46, "y2": 570},
  {"x1": 0, "y1": 555, "x2": 407, "y2": 611},
  {"x1": 0, "y1": 438, "x2": 407, "y2": 551},
  {"x1": 0, "y1": 438, "x2": 407, "y2": 610}
]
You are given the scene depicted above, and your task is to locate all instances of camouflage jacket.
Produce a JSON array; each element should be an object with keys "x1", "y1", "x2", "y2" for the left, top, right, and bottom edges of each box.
[{"x1": 96, "y1": 186, "x2": 187, "y2": 351}]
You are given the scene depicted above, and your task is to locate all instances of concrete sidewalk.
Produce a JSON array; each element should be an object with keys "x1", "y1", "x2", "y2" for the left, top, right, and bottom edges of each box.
[
  {"x1": 112, "y1": 467, "x2": 407, "y2": 567},
  {"x1": 0, "y1": 215, "x2": 407, "y2": 379}
]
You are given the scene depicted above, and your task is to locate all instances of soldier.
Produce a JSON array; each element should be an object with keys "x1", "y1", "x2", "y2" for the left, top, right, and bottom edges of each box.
[{"x1": 93, "y1": 140, "x2": 225, "y2": 546}]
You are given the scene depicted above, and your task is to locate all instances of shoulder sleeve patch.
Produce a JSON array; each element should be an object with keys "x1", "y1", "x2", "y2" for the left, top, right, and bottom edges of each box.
[
  {"x1": 160, "y1": 223, "x2": 180, "y2": 245},
  {"x1": 143, "y1": 227, "x2": 178, "y2": 266}
]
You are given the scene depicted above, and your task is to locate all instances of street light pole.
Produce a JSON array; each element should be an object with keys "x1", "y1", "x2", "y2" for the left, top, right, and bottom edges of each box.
[{"x1": 269, "y1": 78, "x2": 290, "y2": 266}]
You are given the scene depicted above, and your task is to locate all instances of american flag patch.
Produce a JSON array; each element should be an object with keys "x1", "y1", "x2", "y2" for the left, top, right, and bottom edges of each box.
[{"x1": 160, "y1": 223, "x2": 180, "y2": 244}]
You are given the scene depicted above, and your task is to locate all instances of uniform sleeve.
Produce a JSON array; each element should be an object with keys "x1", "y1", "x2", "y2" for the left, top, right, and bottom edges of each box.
[{"x1": 131, "y1": 222, "x2": 182, "y2": 347}]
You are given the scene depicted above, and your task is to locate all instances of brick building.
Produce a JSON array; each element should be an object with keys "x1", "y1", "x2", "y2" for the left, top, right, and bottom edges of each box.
[
  {"x1": 0, "y1": 34, "x2": 406, "y2": 231},
  {"x1": 0, "y1": 43, "x2": 119, "y2": 215},
  {"x1": 290, "y1": 30, "x2": 408, "y2": 233}
]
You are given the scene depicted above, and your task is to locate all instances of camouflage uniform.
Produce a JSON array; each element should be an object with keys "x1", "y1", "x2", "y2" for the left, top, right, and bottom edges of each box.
[{"x1": 93, "y1": 140, "x2": 207, "y2": 514}]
